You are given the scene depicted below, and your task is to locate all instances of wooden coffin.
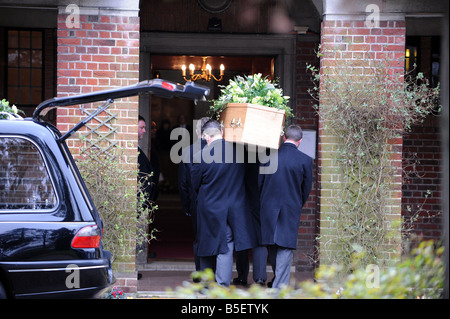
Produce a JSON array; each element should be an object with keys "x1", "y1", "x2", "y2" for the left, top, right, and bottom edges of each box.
[{"x1": 219, "y1": 103, "x2": 286, "y2": 149}]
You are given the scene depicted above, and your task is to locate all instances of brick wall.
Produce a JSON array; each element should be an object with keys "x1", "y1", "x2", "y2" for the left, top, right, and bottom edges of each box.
[
  {"x1": 56, "y1": 12, "x2": 140, "y2": 293},
  {"x1": 318, "y1": 19, "x2": 406, "y2": 267},
  {"x1": 56, "y1": 13, "x2": 140, "y2": 156},
  {"x1": 294, "y1": 35, "x2": 320, "y2": 271},
  {"x1": 401, "y1": 36, "x2": 443, "y2": 246},
  {"x1": 402, "y1": 115, "x2": 443, "y2": 243}
]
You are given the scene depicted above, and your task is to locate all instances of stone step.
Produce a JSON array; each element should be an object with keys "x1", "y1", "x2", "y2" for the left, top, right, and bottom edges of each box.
[{"x1": 136, "y1": 260, "x2": 295, "y2": 272}]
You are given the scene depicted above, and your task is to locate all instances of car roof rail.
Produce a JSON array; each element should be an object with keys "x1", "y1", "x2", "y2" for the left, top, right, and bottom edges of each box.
[{"x1": 33, "y1": 79, "x2": 210, "y2": 121}]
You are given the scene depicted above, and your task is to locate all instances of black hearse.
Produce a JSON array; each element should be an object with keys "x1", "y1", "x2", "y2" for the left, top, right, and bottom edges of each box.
[{"x1": 0, "y1": 79, "x2": 209, "y2": 298}]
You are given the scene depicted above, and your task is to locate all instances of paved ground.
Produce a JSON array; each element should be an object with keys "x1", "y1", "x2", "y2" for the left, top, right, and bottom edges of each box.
[{"x1": 136, "y1": 266, "x2": 315, "y2": 298}]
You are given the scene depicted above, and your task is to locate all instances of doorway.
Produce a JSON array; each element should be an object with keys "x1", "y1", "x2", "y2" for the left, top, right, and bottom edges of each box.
[
  {"x1": 139, "y1": 32, "x2": 296, "y2": 265},
  {"x1": 146, "y1": 54, "x2": 275, "y2": 261}
]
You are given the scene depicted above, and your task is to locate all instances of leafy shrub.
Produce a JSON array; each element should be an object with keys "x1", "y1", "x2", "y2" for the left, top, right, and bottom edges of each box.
[
  {"x1": 76, "y1": 148, "x2": 157, "y2": 263},
  {"x1": 306, "y1": 48, "x2": 441, "y2": 270},
  {"x1": 171, "y1": 240, "x2": 444, "y2": 299}
]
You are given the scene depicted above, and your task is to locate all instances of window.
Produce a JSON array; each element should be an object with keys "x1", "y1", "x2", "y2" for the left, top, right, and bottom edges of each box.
[
  {"x1": 7, "y1": 30, "x2": 43, "y2": 106},
  {"x1": 0, "y1": 136, "x2": 57, "y2": 211}
]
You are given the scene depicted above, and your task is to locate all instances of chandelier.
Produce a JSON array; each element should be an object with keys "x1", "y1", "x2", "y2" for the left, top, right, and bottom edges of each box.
[{"x1": 181, "y1": 56, "x2": 224, "y2": 82}]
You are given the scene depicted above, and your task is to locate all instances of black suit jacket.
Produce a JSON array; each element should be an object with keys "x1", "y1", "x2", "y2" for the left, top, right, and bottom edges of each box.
[
  {"x1": 191, "y1": 139, "x2": 258, "y2": 256},
  {"x1": 138, "y1": 146, "x2": 159, "y2": 202},
  {"x1": 178, "y1": 139, "x2": 207, "y2": 217},
  {"x1": 259, "y1": 142, "x2": 313, "y2": 249}
]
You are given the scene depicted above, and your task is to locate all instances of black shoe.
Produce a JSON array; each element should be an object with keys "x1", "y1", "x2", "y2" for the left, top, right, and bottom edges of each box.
[
  {"x1": 138, "y1": 273, "x2": 142, "y2": 280},
  {"x1": 267, "y1": 276, "x2": 275, "y2": 288},
  {"x1": 232, "y1": 278, "x2": 248, "y2": 287},
  {"x1": 255, "y1": 279, "x2": 266, "y2": 286}
]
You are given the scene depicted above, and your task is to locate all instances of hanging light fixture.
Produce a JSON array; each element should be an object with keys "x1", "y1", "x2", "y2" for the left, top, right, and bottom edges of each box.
[{"x1": 182, "y1": 56, "x2": 224, "y2": 82}]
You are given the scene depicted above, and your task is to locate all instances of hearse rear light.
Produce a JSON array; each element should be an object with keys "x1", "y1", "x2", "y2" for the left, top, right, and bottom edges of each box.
[{"x1": 71, "y1": 225, "x2": 102, "y2": 248}]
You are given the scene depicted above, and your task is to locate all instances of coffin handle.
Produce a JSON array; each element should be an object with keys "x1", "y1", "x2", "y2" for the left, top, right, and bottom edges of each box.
[{"x1": 230, "y1": 117, "x2": 242, "y2": 128}]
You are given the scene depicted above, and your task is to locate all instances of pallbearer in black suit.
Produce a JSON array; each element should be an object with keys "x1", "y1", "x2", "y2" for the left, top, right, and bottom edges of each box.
[
  {"x1": 138, "y1": 116, "x2": 160, "y2": 203},
  {"x1": 137, "y1": 116, "x2": 160, "y2": 268},
  {"x1": 259, "y1": 124, "x2": 313, "y2": 288},
  {"x1": 191, "y1": 119, "x2": 258, "y2": 286},
  {"x1": 178, "y1": 117, "x2": 210, "y2": 271}
]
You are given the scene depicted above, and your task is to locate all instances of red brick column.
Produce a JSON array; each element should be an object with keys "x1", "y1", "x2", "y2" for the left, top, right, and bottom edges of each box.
[
  {"x1": 321, "y1": 20, "x2": 405, "y2": 70},
  {"x1": 318, "y1": 17, "x2": 406, "y2": 266},
  {"x1": 56, "y1": 13, "x2": 140, "y2": 150},
  {"x1": 56, "y1": 10, "x2": 140, "y2": 294}
]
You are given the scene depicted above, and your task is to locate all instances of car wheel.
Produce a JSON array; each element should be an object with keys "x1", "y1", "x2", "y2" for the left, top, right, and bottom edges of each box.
[{"x1": 0, "y1": 281, "x2": 7, "y2": 299}]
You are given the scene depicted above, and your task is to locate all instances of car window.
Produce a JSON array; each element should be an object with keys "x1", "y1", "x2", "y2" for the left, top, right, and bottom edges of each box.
[{"x1": 0, "y1": 136, "x2": 58, "y2": 212}]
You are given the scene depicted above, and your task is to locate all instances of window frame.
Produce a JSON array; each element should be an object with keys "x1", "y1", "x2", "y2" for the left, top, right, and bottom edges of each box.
[{"x1": 5, "y1": 28, "x2": 45, "y2": 108}]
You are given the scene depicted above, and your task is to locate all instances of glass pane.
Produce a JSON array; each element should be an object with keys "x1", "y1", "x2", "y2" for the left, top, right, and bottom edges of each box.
[
  {"x1": 31, "y1": 87, "x2": 42, "y2": 105},
  {"x1": 7, "y1": 87, "x2": 18, "y2": 104},
  {"x1": 19, "y1": 49, "x2": 30, "y2": 67},
  {"x1": 19, "y1": 30, "x2": 31, "y2": 48},
  {"x1": 0, "y1": 137, "x2": 58, "y2": 211},
  {"x1": 31, "y1": 68, "x2": 42, "y2": 86},
  {"x1": 7, "y1": 67, "x2": 19, "y2": 85},
  {"x1": 31, "y1": 31, "x2": 42, "y2": 49},
  {"x1": 8, "y1": 49, "x2": 18, "y2": 67},
  {"x1": 8, "y1": 30, "x2": 18, "y2": 48},
  {"x1": 7, "y1": 30, "x2": 44, "y2": 108},
  {"x1": 31, "y1": 50, "x2": 42, "y2": 67},
  {"x1": 19, "y1": 86, "x2": 30, "y2": 104},
  {"x1": 20, "y1": 68, "x2": 31, "y2": 86}
]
